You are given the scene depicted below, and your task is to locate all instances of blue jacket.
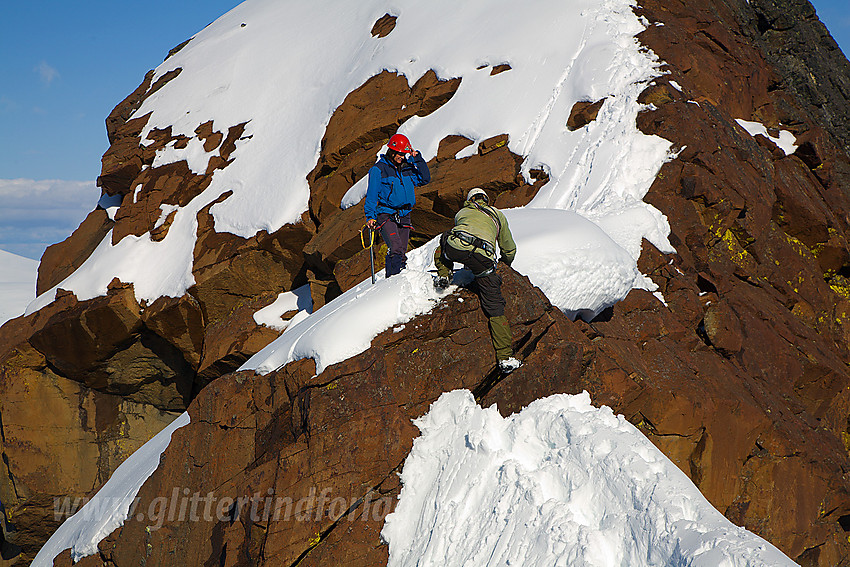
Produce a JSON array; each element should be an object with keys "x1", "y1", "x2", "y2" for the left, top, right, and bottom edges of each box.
[{"x1": 364, "y1": 153, "x2": 430, "y2": 220}]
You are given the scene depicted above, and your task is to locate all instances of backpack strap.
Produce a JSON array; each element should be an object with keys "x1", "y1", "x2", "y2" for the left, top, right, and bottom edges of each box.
[{"x1": 473, "y1": 201, "x2": 501, "y2": 239}]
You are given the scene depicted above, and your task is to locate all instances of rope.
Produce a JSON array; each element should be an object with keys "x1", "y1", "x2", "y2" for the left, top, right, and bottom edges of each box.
[{"x1": 361, "y1": 224, "x2": 376, "y2": 249}]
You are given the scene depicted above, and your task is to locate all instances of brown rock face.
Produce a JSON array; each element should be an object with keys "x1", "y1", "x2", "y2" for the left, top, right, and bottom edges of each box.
[
  {"x1": 0, "y1": 317, "x2": 178, "y2": 563},
  {"x1": 370, "y1": 14, "x2": 397, "y2": 38},
  {"x1": 27, "y1": 282, "x2": 193, "y2": 410},
  {"x1": 629, "y1": 0, "x2": 850, "y2": 562},
  {"x1": 37, "y1": 208, "x2": 114, "y2": 295},
  {"x1": 567, "y1": 98, "x2": 607, "y2": 131}
]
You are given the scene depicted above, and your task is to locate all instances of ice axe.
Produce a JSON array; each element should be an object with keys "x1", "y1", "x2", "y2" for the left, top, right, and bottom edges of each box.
[{"x1": 361, "y1": 224, "x2": 376, "y2": 284}]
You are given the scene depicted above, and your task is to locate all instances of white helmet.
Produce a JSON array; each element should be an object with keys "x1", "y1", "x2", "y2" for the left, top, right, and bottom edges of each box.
[{"x1": 466, "y1": 188, "x2": 489, "y2": 203}]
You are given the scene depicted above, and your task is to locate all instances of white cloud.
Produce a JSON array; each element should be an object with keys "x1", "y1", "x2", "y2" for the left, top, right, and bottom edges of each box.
[
  {"x1": 0, "y1": 179, "x2": 100, "y2": 260},
  {"x1": 35, "y1": 60, "x2": 59, "y2": 86},
  {"x1": 0, "y1": 178, "x2": 97, "y2": 202}
]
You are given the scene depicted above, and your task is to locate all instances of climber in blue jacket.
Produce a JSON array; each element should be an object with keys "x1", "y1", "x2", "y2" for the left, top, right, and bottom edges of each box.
[{"x1": 365, "y1": 133, "x2": 431, "y2": 277}]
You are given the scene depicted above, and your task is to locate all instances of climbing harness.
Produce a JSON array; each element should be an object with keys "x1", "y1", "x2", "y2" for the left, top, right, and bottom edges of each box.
[
  {"x1": 375, "y1": 205, "x2": 413, "y2": 230},
  {"x1": 450, "y1": 230, "x2": 496, "y2": 256},
  {"x1": 443, "y1": 200, "x2": 504, "y2": 279}
]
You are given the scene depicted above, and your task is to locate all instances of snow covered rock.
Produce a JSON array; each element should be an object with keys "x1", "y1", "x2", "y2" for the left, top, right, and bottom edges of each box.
[
  {"x1": 41, "y1": 267, "x2": 586, "y2": 566},
  {"x1": 7, "y1": 0, "x2": 850, "y2": 563},
  {"x1": 36, "y1": 208, "x2": 114, "y2": 296}
]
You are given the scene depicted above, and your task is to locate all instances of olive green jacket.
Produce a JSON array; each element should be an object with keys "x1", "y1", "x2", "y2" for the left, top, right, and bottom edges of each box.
[{"x1": 450, "y1": 200, "x2": 517, "y2": 263}]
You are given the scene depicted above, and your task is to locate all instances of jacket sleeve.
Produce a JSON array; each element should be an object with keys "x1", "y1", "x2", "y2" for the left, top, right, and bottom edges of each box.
[
  {"x1": 496, "y1": 210, "x2": 517, "y2": 264},
  {"x1": 409, "y1": 153, "x2": 431, "y2": 185},
  {"x1": 364, "y1": 165, "x2": 381, "y2": 220}
]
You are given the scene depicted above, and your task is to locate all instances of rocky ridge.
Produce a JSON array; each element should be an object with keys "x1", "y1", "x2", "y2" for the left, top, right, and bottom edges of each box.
[{"x1": 2, "y1": 0, "x2": 850, "y2": 565}]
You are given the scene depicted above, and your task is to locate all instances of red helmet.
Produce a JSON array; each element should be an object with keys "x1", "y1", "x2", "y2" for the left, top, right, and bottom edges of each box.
[{"x1": 387, "y1": 134, "x2": 413, "y2": 153}]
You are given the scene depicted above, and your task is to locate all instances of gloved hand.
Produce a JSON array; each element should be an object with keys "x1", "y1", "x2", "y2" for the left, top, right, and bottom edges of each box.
[{"x1": 434, "y1": 276, "x2": 450, "y2": 291}]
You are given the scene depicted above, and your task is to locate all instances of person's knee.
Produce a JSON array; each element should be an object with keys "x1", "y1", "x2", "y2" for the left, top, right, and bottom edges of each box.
[
  {"x1": 476, "y1": 276, "x2": 506, "y2": 317},
  {"x1": 392, "y1": 241, "x2": 407, "y2": 255},
  {"x1": 382, "y1": 230, "x2": 406, "y2": 256},
  {"x1": 479, "y1": 289, "x2": 506, "y2": 317}
]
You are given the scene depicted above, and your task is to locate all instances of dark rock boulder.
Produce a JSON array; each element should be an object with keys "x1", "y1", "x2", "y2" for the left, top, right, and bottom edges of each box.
[
  {"x1": 27, "y1": 282, "x2": 194, "y2": 411},
  {"x1": 747, "y1": 0, "x2": 850, "y2": 154}
]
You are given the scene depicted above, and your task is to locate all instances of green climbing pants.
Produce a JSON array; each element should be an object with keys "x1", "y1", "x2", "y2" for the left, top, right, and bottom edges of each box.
[{"x1": 489, "y1": 315, "x2": 513, "y2": 361}]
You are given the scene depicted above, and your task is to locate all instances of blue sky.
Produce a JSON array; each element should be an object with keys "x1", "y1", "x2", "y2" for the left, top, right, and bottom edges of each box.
[
  {"x1": 0, "y1": 0, "x2": 847, "y2": 259},
  {"x1": 1, "y1": 1, "x2": 242, "y2": 181}
]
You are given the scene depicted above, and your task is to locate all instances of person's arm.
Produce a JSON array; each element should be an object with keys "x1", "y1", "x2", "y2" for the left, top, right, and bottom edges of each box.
[
  {"x1": 364, "y1": 165, "x2": 381, "y2": 225},
  {"x1": 409, "y1": 151, "x2": 431, "y2": 185},
  {"x1": 496, "y1": 210, "x2": 517, "y2": 265}
]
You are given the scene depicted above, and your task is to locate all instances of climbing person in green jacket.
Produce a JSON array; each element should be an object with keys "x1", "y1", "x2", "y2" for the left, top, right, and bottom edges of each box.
[{"x1": 433, "y1": 188, "x2": 521, "y2": 373}]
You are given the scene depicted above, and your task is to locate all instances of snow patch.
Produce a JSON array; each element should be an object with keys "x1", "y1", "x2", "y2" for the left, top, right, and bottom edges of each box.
[
  {"x1": 152, "y1": 136, "x2": 213, "y2": 175},
  {"x1": 735, "y1": 119, "x2": 798, "y2": 156},
  {"x1": 382, "y1": 390, "x2": 797, "y2": 567},
  {"x1": 340, "y1": 174, "x2": 370, "y2": 210},
  {"x1": 253, "y1": 284, "x2": 313, "y2": 331},
  {"x1": 244, "y1": 241, "x2": 446, "y2": 375},
  {"x1": 507, "y1": 208, "x2": 649, "y2": 319},
  {"x1": 154, "y1": 204, "x2": 180, "y2": 229}
]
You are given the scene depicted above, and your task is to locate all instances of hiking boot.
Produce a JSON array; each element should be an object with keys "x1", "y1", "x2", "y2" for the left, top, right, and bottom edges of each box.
[
  {"x1": 499, "y1": 357, "x2": 521, "y2": 374},
  {"x1": 434, "y1": 276, "x2": 450, "y2": 291}
]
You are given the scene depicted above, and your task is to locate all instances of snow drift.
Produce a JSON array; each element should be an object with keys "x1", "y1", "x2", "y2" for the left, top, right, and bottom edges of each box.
[
  {"x1": 382, "y1": 391, "x2": 796, "y2": 567},
  {"x1": 31, "y1": 413, "x2": 191, "y2": 565}
]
